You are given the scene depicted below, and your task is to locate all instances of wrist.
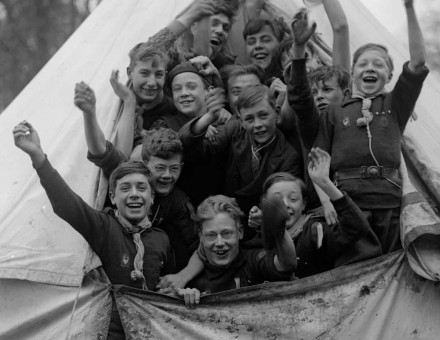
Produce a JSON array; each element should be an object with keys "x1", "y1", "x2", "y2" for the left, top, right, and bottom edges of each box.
[{"x1": 30, "y1": 149, "x2": 46, "y2": 168}]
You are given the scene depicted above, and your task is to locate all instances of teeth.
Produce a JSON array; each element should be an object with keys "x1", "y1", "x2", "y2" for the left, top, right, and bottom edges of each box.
[
  {"x1": 254, "y1": 54, "x2": 267, "y2": 59},
  {"x1": 127, "y1": 203, "x2": 142, "y2": 208},
  {"x1": 181, "y1": 100, "x2": 192, "y2": 104}
]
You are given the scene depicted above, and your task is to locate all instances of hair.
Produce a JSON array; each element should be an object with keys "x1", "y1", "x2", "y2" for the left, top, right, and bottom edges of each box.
[
  {"x1": 212, "y1": 0, "x2": 239, "y2": 21},
  {"x1": 108, "y1": 161, "x2": 154, "y2": 194},
  {"x1": 277, "y1": 38, "x2": 318, "y2": 65},
  {"x1": 141, "y1": 128, "x2": 183, "y2": 162},
  {"x1": 236, "y1": 84, "x2": 276, "y2": 113},
  {"x1": 308, "y1": 65, "x2": 352, "y2": 91},
  {"x1": 243, "y1": 17, "x2": 289, "y2": 42},
  {"x1": 128, "y1": 43, "x2": 168, "y2": 70},
  {"x1": 193, "y1": 195, "x2": 245, "y2": 232},
  {"x1": 220, "y1": 64, "x2": 265, "y2": 93},
  {"x1": 352, "y1": 43, "x2": 394, "y2": 74},
  {"x1": 262, "y1": 172, "x2": 307, "y2": 202}
]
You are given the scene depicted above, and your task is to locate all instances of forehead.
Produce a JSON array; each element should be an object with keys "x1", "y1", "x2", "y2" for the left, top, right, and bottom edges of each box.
[
  {"x1": 247, "y1": 25, "x2": 276, "y2": 40},
  {"x1": 201, "y1": 213, "x2": 237, "y2": 233},
  {"x1": 228, "y1": 74, "x2": 261, "y2": 89},
  {"x1": 148, "y1": 154, "x2": 182, "y2": 165},
  {"x1": 116, "y1": 173, "x2": 150, "y2": 186},
  {"x1": 172, "y1": 72, "x2": 204, "y2": 87},
  {"x1": 240, "y1": 98, "x2": 274, "y2": 117},
  {"x1": 268, "y1": 180, "x2": 302, "y2": 196},
  {"x1": 312, "y1": 76, "x2": 340, "y2": 89},
  {"x1": 209, "y1": 13, "x2": 230, "y2": 25},
  {"x1": 356, "y1": 49, "x2": 389, "y2": 64},
  {"x1": 133, "y1": 59, "x2": 165, "y2": 71}
]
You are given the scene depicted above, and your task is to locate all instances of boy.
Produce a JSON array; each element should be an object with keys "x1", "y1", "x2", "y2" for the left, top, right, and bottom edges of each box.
[
  {"x1": 179, "y1": 84, "x2": 302, "y2": 239},
  {"x1": 13, "y1": 121, "x2": 170, "y2": 338},
  {"x1": 74, "y1": 85, "x2": 198, "y2": 272},
  {"x1": 176, "y1": 194, "x2": 296, "y2": 307}
]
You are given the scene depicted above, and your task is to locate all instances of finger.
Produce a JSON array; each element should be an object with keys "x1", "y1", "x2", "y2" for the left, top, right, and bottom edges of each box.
[
  {"x1": 158, "y1": 287, "x2": 173, "y2": 295},
  {"x1": 195, "y1": 290, "x2": 200, "y2": 305},
  {"x1": 184, "y1": 293, "x2": 191, "y2": 309}
]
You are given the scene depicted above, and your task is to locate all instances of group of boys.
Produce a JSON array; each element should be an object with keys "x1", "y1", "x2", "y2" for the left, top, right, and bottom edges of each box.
[{"x1": 13, "y1": 0, "x2": 429, "y2": 338}]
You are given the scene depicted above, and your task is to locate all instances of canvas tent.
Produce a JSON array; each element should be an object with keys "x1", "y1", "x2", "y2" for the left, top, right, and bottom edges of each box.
[{"x1": 1, "y1": 0, "x2": 440, "y2": 338}]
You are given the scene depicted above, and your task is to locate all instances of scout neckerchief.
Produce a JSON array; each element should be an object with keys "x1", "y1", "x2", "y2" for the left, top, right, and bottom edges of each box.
[
  {"x1": 250, "y1": 133, "x2": 277, "y2": 177},
  {"x1": 286, "y1": 214, "x2": 311, "y2": 241},
  {"x1": 115, "y1": 209, "x2": 152, "y2": 290}
]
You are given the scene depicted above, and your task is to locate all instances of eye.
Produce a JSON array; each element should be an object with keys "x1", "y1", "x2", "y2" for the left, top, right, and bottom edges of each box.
[
  {"x1": 170, "y1": 165, "x2": 181, "y2": 174},
  {"x1": 172, "y1": 86, "x2": 181, "y2": 92},
  {"x1": 138, "y1": 185, "x2": 148, "y2": 191},
  {"x1": 231, "y1": 88, "x2": 241, "y2": 96},
  {"x1": 188, "y1": 83, "x2": 197, "y2": 90},
  {"x1": 120, "y1": 185, "x2": 130, "y2": 192},
  {"x1": 156, "y1": 71, "x2": 165, "y2": 78},
  {"x1": 154, "y1": 165, "x2": 166, "y2": 173},
  {"x1": 246, "y1": 38, "x2": 256, "y2": 46},
  {"x1": 223, "y1": 24, "x2": 231, "y2": 33},
  {"x1": 262, "y1": 36, "x2": 273, "y2": 43},
  {"x1": 259, "y1": 113, "x2": 269, "y2": 119},
  {"x1": 221, "y1": 230, "x2": 234, "y2": 239},
  {"x1": 244, "y1": 117, "x2": 254, "y2": 123}
]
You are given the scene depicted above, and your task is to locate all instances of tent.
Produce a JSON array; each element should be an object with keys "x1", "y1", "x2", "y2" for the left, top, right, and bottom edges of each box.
[{"x1": 1, "y1": 0, "x2": 440, "y2": 338}]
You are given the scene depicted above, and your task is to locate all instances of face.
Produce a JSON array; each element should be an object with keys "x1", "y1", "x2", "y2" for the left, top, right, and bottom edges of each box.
[
  {"x1": 352, "y1": 49, "x2": 391, "y2": 97},
  {"x1": 110, "y1": 173, "x2": 153, "y2": 225},
  {"x1": 200, "y1": 213, "x2": 243, "y2": 268},
  {"x1": 172, "y1": 72, "x2": 207, "y2": 118},
  {"x1": 240, "y1": 98, "x2": 278, "y2": 145},
  {"x1": 266, "y1": 181, "x2": 305, "y2": 229},
  {"x1": 208, "y1": 14, "x2": 231, "y2": 57},
  {"x1": 311, "y1": 76, "x2": 346, "y2": 113},
  {"x1": 129, "y1": 59, "x2": 166, "y2": 105},
  {"x1": 227, "y1": 74, "x2": 261, "y2": 116},
  {"x1": 246, "y1": 25, "x2": 281, "y2": 70},
  {"x1": 146, "y1": 154, "x2": 182, "y2": 197}
]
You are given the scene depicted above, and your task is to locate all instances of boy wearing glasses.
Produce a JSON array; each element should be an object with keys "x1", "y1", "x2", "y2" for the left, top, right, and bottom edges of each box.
[
  {"x1": 75, "y1": 85, "x2": 198, "y2": 271},
  {"x1": 175, "y1": 195, "x2": 296, "y2": 306}
]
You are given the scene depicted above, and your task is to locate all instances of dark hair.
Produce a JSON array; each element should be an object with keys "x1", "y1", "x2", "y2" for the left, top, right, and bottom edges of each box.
[
  {"x1": 352, "y1": 43, "x2": 394, "y2": 74},
  {"x1": 236, "y1": 84, "x2": 275, "y2": 113},
  {"x1": 308, "y1": 65, "x2": 351, "y2": 91},
  {"x1": 220, "y1": 64, "x2": 265, "y2": 93},
  {"x1": 262, "y1": 172, "x2": 307, "y2": 202},
  {"x1": 141, "y1": 128, "x2": 183, "y2": 162},
  {"x1": 193, "y1": 195, "x2": 244, "y2": 232},
  {"x1": 109, "y1": 161, "x2": 154, "y2": 194},
  {"x1": 243, "y1": 17, "x2": 289, "y2": 42},
  {"x1": 128, "y1": 43, "x2": 168, "y2": 70}
]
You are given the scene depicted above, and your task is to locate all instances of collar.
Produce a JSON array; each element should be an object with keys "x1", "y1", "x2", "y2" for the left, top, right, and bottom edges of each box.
[
  {"x1": 204, "y1": 249, "x2": 245, "y2": 281},
  {"x1": 114, "y1": 209, "x2": 152, "y2": 234}
]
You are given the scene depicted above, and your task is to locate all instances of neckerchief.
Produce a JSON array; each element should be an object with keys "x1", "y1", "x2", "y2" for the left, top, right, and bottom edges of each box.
[
  {"x1": 250, "y1": 133, "x2": 277, "y2": 177},
  {"x1": 115, "y1": 210, "x2": 152, "y2": 290},
  {"x1": 287, "y1": 214, "x2": 311, "y2": 241}
]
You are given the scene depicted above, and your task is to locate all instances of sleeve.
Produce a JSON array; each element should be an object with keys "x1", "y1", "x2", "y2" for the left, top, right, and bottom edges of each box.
[
  {"x1": 392, "y1": 61, "x2": 429, "y2": 132},
  {"x1": 287, "y1": 59, "x2": 320, "y2": 150},
  {"x1": 312, "y1": 111, "x2": 333, "y2": 154},
  {"x1": 35, "y1": 157, "x2": 112, "y2": 255},
  {"x1": 171, "y1": 198, "x2": 199, "y2": 253},
  {"x1": 279, "y1": 140, "x2": 303, "y2": 178},
  {"x1": 322, "y1": 192, "x2": 370, "y2": 256},
  {"x1": 246, "y1": 249, "x2": 294, "y2": 283},
  {"x1": 87, "y1": 140, "x2": 128, "y2": 178},
  {"x1": 145, "y1": 20, "x2": 188, "y2": 52}
]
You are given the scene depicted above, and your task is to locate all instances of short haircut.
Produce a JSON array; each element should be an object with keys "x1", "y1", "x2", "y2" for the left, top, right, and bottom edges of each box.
[
  {"x1": 352, "y1": 43, "x2": 394, "y2": 74},
  {"x1": 243, "y1": 17, "x2": 289, "y2": 42},
  {"x1": 141, "y1": 128, "x2": 183, "y2": 162},
  {"x1": 220, "y1": 64, "x2": 265, "y2": 92},
  {"x1": 193, "y1": 195, "x2": 245, "y2": 232},
  {"x1": 128, "y1": 43, "x2": 168, "y2": 70},
  {"x1": 262, "y1": 172, "x2": 307, "y2": 202},
  {"x1": 236, "y1": 84, "x2": 276, "y2": 113},
  {"x1": 109, "y1": 161, "x2": 154, "y2": 194},
  {"x1": 308, "y1": 65, "x2": 351, "y2": 91}
]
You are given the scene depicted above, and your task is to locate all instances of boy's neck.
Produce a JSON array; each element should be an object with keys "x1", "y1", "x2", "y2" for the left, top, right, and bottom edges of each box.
[{"x1": 138, "y1": 91, "x2": 164, "y2": 110}]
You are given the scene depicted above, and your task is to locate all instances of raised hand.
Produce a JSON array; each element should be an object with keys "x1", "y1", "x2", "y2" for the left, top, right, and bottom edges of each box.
[
  {"x1": 190, "y1": 56, "x2": 219, "y2": 77},
  {"x1": 177, "y1": 0, "x2": 216, "y2": 27},
  {"x1": 74, "y1": 81, "x2": 96, "y2": 115},
  {"x1": 270, "y1": 77, "x2": 287, "y2": 99},
  {"x1": 205, "y1": 88, "x2": 226, "y2": 120},
  {"x1": 13, "y1": 121, "x2": 45, "y2": 166},
  {"x1": 110, "y1": 70, "x2": 135, "y2": 103},
  {"x1": 248, "y1": 206, "x2": 263, "y2": 230},
  {"x1": 291, "y1": 8, "x2": 317, "y2": 47},
  {"x1": 308, "y1": 147, "x2": 331, "y2": 185}
]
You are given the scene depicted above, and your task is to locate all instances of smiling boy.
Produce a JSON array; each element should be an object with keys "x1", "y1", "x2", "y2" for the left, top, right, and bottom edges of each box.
[
  {"x1": 179, "y1": 84, "x2": 301, "y2": 238},
  {"x1": 13, "y1": 121, "x2": 171, "y2": 338}
]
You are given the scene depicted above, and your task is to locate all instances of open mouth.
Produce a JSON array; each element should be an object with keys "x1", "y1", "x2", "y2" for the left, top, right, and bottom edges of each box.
[
  {"x1": 362, "y1": 76, "x2": 377, "y2": 83},
  {"x1": 210, "y1": 37, "x2": 222, "y2": 47},
  {"x1": 254, "y1": 130, "x2": 267, "y2": 136},
  {"x1": 317, "y1": 103, "x2": 328, "y2": 111},
  {"x1": 143, "y1": 88, "x2": 158, "y2": 95},
  {"x1": 180, "y1": 100, "x2": 194, "y2": 105},
  {"x1": 253, "y1": 52, "x2": 268, "y2": 61},
  {"x1": 213, "y1": 249, "x2": 229, "y2": 257},
  {"x1": 127, "y1": 202, "x2": 143, "y2": 210}
]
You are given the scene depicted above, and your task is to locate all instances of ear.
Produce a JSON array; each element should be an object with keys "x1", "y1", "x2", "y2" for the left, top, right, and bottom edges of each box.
[
  {"x1": 190, "y1": 22, "x2": 198, "y2": 36},
  {"x1": 238, "y1": 225, "x2": 244, "y2": 240},
  {"x1": 387, "y1": 73, "x2": 393, "y2": 83},
  {"x1": 127, "y1": 66, "x2": 132, "y2": 81},
  {"x1": 207, "y1": 85, "x2": 215, "y2": 93},
  {"x1": 109, "y1": 191, "x2": 116, "y2": 206},
  {"x1": 343, "y1": 88, "x2": 351, "y2": 101}
]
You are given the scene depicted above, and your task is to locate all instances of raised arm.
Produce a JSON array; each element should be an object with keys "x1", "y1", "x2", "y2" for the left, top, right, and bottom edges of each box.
[
  {"x1": 110, "y1": 70, "x2": 137, "y2": 158},
  {"x1": 189, "y1": 88, "x2": 225, "y2": 135},
  {"x1": 322, "y1": 0, "x2": 350, "y2": 70},
  {"x1": 404, "y1": 0, "x2": 426, "y2": 72},
  {"x1": 74, "y1": 82, "x2": 106, "y2": 155}
]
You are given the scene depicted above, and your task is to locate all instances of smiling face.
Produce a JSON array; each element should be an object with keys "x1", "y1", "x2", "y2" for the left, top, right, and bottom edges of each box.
[
  {"x1": 352, "y1": 49, "x2": 391, "y2": 97},
  {"x1": 146, "y1": 154, "x2": 182, "y2": 197},
  {"x1": 110, "y1": 173, "x2": 153, "y2": 225},
  {"x1": 129, "y1": 59, "x2": 166, "y2": 105},
  {"x1": 172, "y1": 72, "x2": 207, "y2": 118},
  {"x1": 266, "y1": 180, "x2": 305, "y2": 229},
  {"x1": 227, "y1": 74, "x2": 261, "y2": 116},
  {"x1": 208, "y1": 13, "x2": 231, "y2": 57},
  {"x1": 200, "y1": 212, "x2": 243, "y2": 268},
  {"x1": 246, "y1": 25, "x2": 281, "y2": 71},
  {"x1": 311, "y1": 76, "x2": 346, "y2": 113},
  {"x1": 239, "y1": 97, "x2": 278, "y2": 145}
]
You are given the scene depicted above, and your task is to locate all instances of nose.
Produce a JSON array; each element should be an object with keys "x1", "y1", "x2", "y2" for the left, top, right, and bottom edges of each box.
[
  {"x1": 146, "y1": 74, "x2": 156, "y2": 87},
  {"x1": 254, "y1": 117, "x2": 263, "y2": 129},
  {"x1": 316, "y1": 90, "x2": 324, "y2": 101},
  {"x1": 215, "y1": 234, "x2": 225, "y2": 246},
  {"x1": 180, "y1": 86, "x2": 189, "y2": 96},
  {"x1": 129, "y1": 186, "x2": 140, "y2": 198},
  {"x1": 161, "y1": 167, "x2": 171, "y2": 178}
]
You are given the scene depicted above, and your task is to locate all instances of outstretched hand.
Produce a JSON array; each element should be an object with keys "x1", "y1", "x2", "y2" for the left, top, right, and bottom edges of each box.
[
  {"x1": 13, "y1": 121, "x2": 45, "y2": 166},
  {"x1": 205, "y1": 88, "x2": 226, "y2": 120},
  {"x1": 291, "y1": 8, "x2": 317, "y2": 47},
  {"x1": 74, "y1": 81, "x2": 96, "y2": 115},
  {"x1": 110, "y1": 70, "x2": 135, "y2": 103},
  {"x1": 248, "y1": 206, "x2": 263, "y2": 230}
]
